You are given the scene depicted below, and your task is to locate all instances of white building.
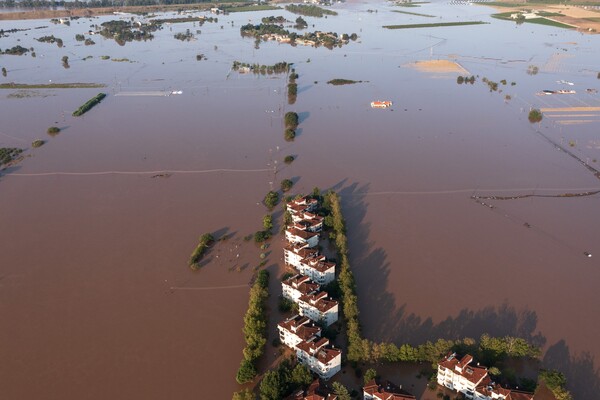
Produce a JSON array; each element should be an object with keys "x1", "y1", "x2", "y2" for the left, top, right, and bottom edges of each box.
[
  {"x1": 437, "y1": 353, "x2": 489, "y2": 399},
  {"x1": 474, "y1": 383, "x2": 534, "y2": 400},
  {"x1": 284, "y1": 244, "x2": 336, "y2": 285},
  {"x1": 296, "y1": 337, "x2": 341, "y2": 380},
  {"x1": 285, "y1": 227, "x2": 320, "y2": 248},
  {"x1": 282, "y1": 274, "x2": 320, "y2": 302},
  {"x1": 284, "y1": 242, "x2": 320, "y2": 269},
  {"x1": 277, "y1": 315, "x2": 321, "y2": 350},
  {"x1": 298, "y1": 291, "x2": 339, "y2": 326}
]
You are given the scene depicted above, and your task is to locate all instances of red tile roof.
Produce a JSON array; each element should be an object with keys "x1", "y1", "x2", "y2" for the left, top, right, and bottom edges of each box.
[
  {"x1": 363, "y1": 379, "x2": 416, "y2": 400},
  {"x1": 299, "y1": 292, "x2": 338, "y2": 313},
  {"x1": 438, "y1": 353, "x2": 488, "y2": 385}
]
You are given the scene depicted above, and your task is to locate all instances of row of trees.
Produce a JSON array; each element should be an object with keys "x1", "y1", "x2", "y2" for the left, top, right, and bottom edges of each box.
[
  {"x1": 0, "y1": 147, "x2": 23, "y2": 166},
  {"x1": 284, "y1": 112, "x2": 298, "y2": 141},
  {"x1": 72, "y1": 93, "x2": 106, "y2": 116},
  {"x1": 539, "y1": 370, "x2": 573, "y2": 400},
  {"x1": 232, "y1": 61, "x2": 290, "y2": 75},
  {"x1": 236, "y1": 270, "x2": 270, "y2": 384},
  {"x1": 188, "y1": 232, "x2": 214, "y2": 270},
  {"x1": 284, "y1": 4, "x2": 338, "y2": 18},
  {"x1": 254, "y1": 214, "x2": 273, "y2": 243},
  {"x1": 288, "y1": 68, "x2": 298, "y2": 105},
  {"x1": 321, "y1": 191, "x2": 364, "y2": 362}
]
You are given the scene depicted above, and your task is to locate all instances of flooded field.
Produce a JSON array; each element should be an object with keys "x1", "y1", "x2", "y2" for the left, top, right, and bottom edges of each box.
[{"x1": 1, "y1": 1, "x2": 599, "y2": 398}]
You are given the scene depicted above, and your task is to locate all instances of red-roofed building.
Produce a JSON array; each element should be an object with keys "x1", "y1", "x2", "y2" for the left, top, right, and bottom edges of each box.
[
  {"x1": 363, "y1": 379, "x2": 416, "y2": 400},
  {"x1": 298, "y1": 291, "x2": 339, "y2": 326},
  {"x1": 437, "y1": 353, "x2": 489, "y2": 399},
  {"x1": 286, "y1": 227, "x2": 320, "y2": 248},
  {"x1": 474, "y1": 381, "x2": 535, "y2": 400},
  {"x1": 282, "y1": 274, "x2": 320, "y2": 302},
  {"x1": 286, "y1": 379, "x2": 338, "y2": 400},
  {"x1": 296, "y1": 338, "x2": 341, "y2": 380},
  {"x1": 278, "y1": 315, "x2": 322, "y2": 350}
]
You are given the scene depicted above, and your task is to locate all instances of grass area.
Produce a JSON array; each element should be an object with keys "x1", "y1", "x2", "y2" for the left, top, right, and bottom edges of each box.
[
  {"x1": 327, "y1": 79, "x2": 363, "y2": 85},
  {"x1": 394, "y1": 1, "x2": 430, "y2": 7},
  {"x1": 223, "y1": 4, "x2": 281, "y2": 12},
  {"x1": 584, "y1": 17, "x2": 600, "y2": 22},
  {"x1": 0, "y1": 82, "x2": 106, "y2": 89},
  {"x1": 526, "y1": 17, "x2": 576, "y2": 28},
  {"x1": 383, "y1": 21, "x2": 487, "y2": 29},
  {"x1": 391, "y1": 9, "x2": 435, "y2": 17},
  {"x1": 72, "y1": 93, "x2": 107, "y2": 117}
]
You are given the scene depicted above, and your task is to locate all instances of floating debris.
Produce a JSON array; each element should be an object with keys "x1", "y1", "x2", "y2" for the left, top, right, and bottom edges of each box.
[
  {"x1": 584, "y1": 252, "x2": 592, "y2": 258},
  {"x1": 371, "y1": 100, "x2": 392, "y2": 108}
]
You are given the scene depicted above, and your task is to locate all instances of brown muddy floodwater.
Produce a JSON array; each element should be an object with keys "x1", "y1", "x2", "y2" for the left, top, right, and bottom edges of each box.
[{"x1": 1, "y1": 1, "x2": 600, "y2": 399}]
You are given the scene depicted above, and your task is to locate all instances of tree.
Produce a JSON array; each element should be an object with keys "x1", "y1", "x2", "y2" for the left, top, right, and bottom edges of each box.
[
  {"x1": 263, "y1": 214, "x2": 273, "y2": 231},
  {"x1": 284, "y1": 129, "x2": 296, "y2": 141},
  {"x1": 233, "y1": 389, "x2": 255, "y2": 400},
  {"x1": 264, "y1": 191, "x2": 279, "y2": 210},
  {"x1": 284, "y1": 155, "x2": 295, "y2": 164},
  {"x1": 457, "y1": 76, "x2": 464, "y2": 84},
  {"x1": 281, "y1": 179, "x2": 293, "y2": 192},
  {"x1": 236, "y1": 359, "x2": 257, "y2": 384},
  {"x1": 259, "y1": 370, "x2": 284, "y2": 400},
  {"x1": 528, "y1": 109, "x2": 542, "y2": 123},
  {"x1": 284, "y1": 111, "x2": 299, "y2": 129},
  {"x1": 332, "y1": 382, "x2": 351, "y2": 400},
  {"x1": 290, "y1": 363, "x2": 313, "y2": 386},
  {"x1": 364, "y1": 368, "x2": 377, "y2": 384}
]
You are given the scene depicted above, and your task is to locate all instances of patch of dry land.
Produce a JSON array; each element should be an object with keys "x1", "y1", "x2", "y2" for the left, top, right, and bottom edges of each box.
[
  {"x1": 485, "y1": 2, "x2": 600, "y2": 33},
  {"x1": 404, "y1": 59, "x2": 469, "y2": 74}
]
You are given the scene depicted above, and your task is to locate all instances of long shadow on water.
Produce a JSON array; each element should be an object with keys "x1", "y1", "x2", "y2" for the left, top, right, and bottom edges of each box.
[{"x1": 333, "y1": 180, "x2": 600, "y2": 399}]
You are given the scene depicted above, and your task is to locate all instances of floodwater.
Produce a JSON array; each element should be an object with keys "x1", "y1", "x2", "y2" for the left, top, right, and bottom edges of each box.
[{"x1": 1, "y1": 1, "x2": 600, "y2": 399}]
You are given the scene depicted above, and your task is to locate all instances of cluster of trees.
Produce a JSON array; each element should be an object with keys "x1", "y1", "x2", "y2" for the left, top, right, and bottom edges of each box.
[
  {"x1": 280, "y1": 179, "x2": 294, "y2": 192},
  {"x1": 284, "y1": 112, "x2": 299, "y2": 141},
  {"x1": 482, "y1": 77, "x2": 499, "y2": 92},
  {"x1": 539, "y1": 370, "x2": 572, "y2": 400},
  {"x1": 36, "y1": 35, "x2": 63, "y2": 47},
  {"x1": 188, "y1": 233, "x2": 214, "y2": 270},
  {"x1": 232, "y1": 61, "x2": 290, "y2": 75},
  {"x1": 72, "y1": 93, "x2": 107, "y2": 117},
  {"x1": 327, "y1": 79, "x2": 361, "y2": 86},
  {"x1": 288, "y1": 68, "x2": 298, "y2": 104},
  {"x1": 456, "y1": 75, "x2": 475, "y2": 84},
  {"x1": 284, "y1": 4, "x2": 338, "y2": 17},
  {"x1": 254, "y1": 359, "x2": 313, "y2": 400},
  {"x1": 31, "y1": 139, "x2": 45, "y2": 148},
  {"x1": 174, "y1": 29, "x2": 194, "y2": 41},
  {"x1": 261, "y1": 16, "x2": 287, "y2": 24},
  {"x1": 236, "y1": 270, "x2": 270, "y2": 384},
  {"x1": 98, "y1": 20, "x2": 160, "y2": 45},
  {"x1": 47, "y1": 126, "x2": 61, "y2": 136},
  {"x1": 295, "y1": 16, "x2": 308, "y2": 29},
  {"x1": 0, "y1": 147, "x2": 23, "y2": 166},
  {"x1": 263, "y1": 191, "x2": 279, "y2": 210},
  {"x1": 240, "y1": 23, "x2": 289, "y2": 38},
  {"x1": 0, "y1": 45, "x2": 29, "y2": 55},
  {"x1": 254, "y1": 214, "x2": 273, "y2": 243},
  {"x1": 528, "y1": 108, "x2": 543, "y2": 123}
]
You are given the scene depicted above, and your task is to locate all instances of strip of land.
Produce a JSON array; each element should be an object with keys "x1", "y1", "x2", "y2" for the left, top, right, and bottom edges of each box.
[
  {"x1": 384, "y1": 21, "x2": 487, "y2": 29},
  {"x1": 391, "y1": 9, "x2": 435, "y2": 17},
  {"x1": 0, "y1": 83, "x2": 106, "y2": 89}
]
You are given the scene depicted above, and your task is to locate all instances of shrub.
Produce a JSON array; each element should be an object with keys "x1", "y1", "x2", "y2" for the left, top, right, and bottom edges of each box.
[
  {"x1": 284, "y1": 111, "x2": 299, "y2": 128},
  {"x1": 528, "y1": 109, "x2": 543, "y2": 123},
  {"x1": 284, "y1": 129, "x2": 296, "y2": 141},
  {"x1": 264, "y1": 191, "x2": 279, "y2": 210},
  {"x1": 47, "y1": 126, "x2": 61, "y2": 136},
  {"x1": 281, "y1": 179, "x2": 293, "y2": 192},
  {"x1": 284, "y1": 155, "x2": 295, "y2": 164},
  {"x1": 31, "y1": 139, "x2": 45, "y2": 148}
]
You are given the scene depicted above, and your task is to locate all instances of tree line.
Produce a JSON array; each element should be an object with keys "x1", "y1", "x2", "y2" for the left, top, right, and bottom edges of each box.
[{"x1": 236, "y1": 270, "x2": 270, "y2": 384}]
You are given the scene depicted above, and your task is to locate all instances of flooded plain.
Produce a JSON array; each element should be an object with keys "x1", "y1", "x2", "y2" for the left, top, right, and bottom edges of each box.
[{"x1": 1, "y1": 1, "x2": 600, "y2": 398}]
